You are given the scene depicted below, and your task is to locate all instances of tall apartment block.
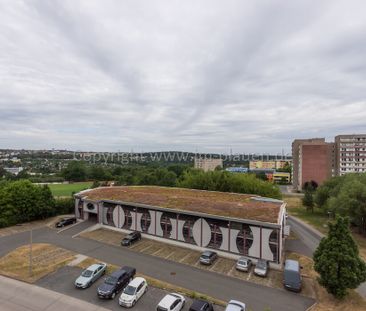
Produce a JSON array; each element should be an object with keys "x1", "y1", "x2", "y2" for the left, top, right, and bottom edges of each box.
[
  {"x1": 335, "y1": 134, "x2": 366, "y2": 175},
  {"x1": 292, "y1": 138, "x2": 335, "y2": 190}
]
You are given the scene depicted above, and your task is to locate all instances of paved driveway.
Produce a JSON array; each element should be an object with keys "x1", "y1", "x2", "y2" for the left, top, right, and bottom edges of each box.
[
  {"x1": 0, "y1": 227, "x2": 315, "y2": 311},
  {"x1": 0, "y1": 275, "x2": 109, "y2": 311},
  {"x1": 36, "y1": 266, "x2": 224, "y2": 311}
]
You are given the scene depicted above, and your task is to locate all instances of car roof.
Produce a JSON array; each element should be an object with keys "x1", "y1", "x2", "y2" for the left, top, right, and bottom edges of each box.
[
  {"x1": 128, "y1": 277, "x2": 145, "y2": 287},
  {"x1": 111, "y1": 269, "x2": 126, "y2": 277},
  {"x1": 87, "y1": 263, "x2": 103, "y2": 271},
  {"x1": 202, "y1": 250, "x2": 215, "y2": 256},
  {"x1": 190, "y1": 299, "x2": 209, "y2": 309},
  {"x1": 158, "y1": 293, "x2": 183, "y2": 307},
  {"x1": 226, "y1": 300, "x2": 246, "y2": 311},
  {"x1": 285, "y1": 259, "x2": 300, "y2": 271},
  {"x1": 121, "y1": 266, "x2": 135, "y2": 273}
]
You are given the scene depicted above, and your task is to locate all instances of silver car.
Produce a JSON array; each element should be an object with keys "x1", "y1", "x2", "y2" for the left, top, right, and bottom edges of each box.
[
  {"x1": 236, "y1": 257, "x2": 252, "y2": 272},
  {"x1": 225, "y1": 300, "x2": 246, "y2": 311},
  {"x1": 254, "y1": 259, "x2": 269, "y2": 277},
  {"x1": 75, "y1": 262, "x2": 107, "y2": 288}
]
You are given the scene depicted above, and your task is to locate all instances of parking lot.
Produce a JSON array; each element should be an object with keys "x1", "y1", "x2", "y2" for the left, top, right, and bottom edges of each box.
[
  {"x1": 36, "y1": 266, "x2": 224, "y2": 311},
  {"x1": 81, "y1": 228, "x2": 316, "y2": 298}
]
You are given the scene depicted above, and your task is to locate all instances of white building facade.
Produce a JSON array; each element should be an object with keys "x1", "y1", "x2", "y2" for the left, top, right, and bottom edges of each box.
[{"x1": 75, "y1": 194, "x2": 287, "y2": 268}]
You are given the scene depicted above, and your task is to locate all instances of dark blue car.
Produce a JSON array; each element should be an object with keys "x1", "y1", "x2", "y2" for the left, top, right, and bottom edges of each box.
[{"x1": 97, "y1": 266, "x2": 136, "y2": 299}]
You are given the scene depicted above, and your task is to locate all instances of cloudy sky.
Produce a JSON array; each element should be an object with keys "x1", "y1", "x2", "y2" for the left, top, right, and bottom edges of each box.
[{"x1": 0, "y1": 0, "x2": 365, "y2": 153}]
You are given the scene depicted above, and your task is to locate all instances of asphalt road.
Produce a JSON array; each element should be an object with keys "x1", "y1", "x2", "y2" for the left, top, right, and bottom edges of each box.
[
  {"x1": 36, "y1": 266, "x2": 224, "y2": 311},
  {"x1": 286, "y1": 216, "x2": 322, "y2": 256},
  {"x1": 0, "y1": 275, "x2": 109, "y2": 311},
  {"x1": 0, "y1": 223, "x2": 315, "y2": 311}
]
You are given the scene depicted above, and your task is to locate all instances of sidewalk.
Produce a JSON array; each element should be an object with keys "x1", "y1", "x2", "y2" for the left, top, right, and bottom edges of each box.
[{"x1": 0, "y1": 275, "x2": 109, "y2": 311}]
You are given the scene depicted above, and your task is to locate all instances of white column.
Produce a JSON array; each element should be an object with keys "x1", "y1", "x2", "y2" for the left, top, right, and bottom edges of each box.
[
  {"x1": 261, "y1": 228, "x2": 274, "y2": 261},
  {"x1": 248, "y1": 226, "x2": 261, "y2": 258}
]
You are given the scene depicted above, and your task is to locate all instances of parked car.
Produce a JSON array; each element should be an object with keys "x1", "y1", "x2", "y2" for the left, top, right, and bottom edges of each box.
[
  {"x1": 157, "y1": 293, "x2": 185, "y2": 311},
  {"x1": 97, "y1": 266, "x2": 136, "y2": 299},
  {"x1": 119, "y1": 277, "x2": 147, "y2": 307},
  {"x1": 75, "y1": 262, "x2": 107, "y2": 288},
  {"x1": 55, "y1": 217, "x2": 76, "y2": 228},
  {"x1": 236, "y1": 257, "x2": 252, "y2": 272},
  {"x1": 254, "y1": 259, "x2": 269, "y2": 277},
  {"x1": 121, "y1": 231, "x2": 142, "y2": 246},
  {"x1": 199, "y1": 250, "x2": 218, "y2": 265},
  {"x1": 225, "y1": 300, "x2": 246, "y2": 311},
  {"x1": 283, "y1": 259, "x2": 302, "y2": 292},
  {"x1": 189, "y1": 299, "x2": 214, "y2": 311}
]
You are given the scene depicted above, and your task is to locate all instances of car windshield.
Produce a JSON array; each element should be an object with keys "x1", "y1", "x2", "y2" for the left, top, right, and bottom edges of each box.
[
  {"x1": 105, "y1": 276, "x2": 118, "y2": 285},
  {"x1": 81, "y1": 270, "x2": 93, "y2": 277},
  {"x1": 123, "y1": 285, "x2": 136, "y2": 295},
  {"x1": 201, "y1": 254, "x2": 210, "y2": 259},
  {"x1": 257, "y1": 261, "x2": 266, "y2": 269},
  {"x1": 238, "y1": 260, "x2": 247, "y2": 265},
  {"x1": 157, "y1": 307, "x2": 168, "y2": 311}
]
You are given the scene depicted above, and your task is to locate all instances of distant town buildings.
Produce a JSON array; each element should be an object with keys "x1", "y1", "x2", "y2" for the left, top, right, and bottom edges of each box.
[
  {"x1": 4, "y1": 167, "x2": 24, "y2": 175},
  {"x1": 335, "y1": 134, "x2": 366, "y2": 175},
  {"x1": 249, "y1": 160, "x2": 290, "y2": 170},
  {"x1": 225, "y1": 167, "x2": 249, "y2": 173},
  {"x1": 194, "y1": 158, "x2": 223, "y2": 172}
]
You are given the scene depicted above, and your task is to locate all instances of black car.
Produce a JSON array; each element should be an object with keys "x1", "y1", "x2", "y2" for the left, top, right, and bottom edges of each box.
[
  {"x1": 189, "y1": 299, "x2": 214, "y2": 311},
  {"x1": 121, "y1": 231, "x2": 141, "y2": 246},
  {"x1": 55, "y1": 217, "x2": 77, "y2": 228},
  {"x1": 97, "y1": 266, "x2": 136, "y2": 299}
]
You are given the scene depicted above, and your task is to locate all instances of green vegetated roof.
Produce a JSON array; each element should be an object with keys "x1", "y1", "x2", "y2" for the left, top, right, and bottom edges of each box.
[{"x1": 78, "y1": 186, "x2": 283, "y2": 224}]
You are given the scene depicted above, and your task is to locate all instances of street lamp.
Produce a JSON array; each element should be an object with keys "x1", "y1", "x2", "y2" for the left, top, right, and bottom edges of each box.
[{"x1": 29, "y1": 228, "x2": 32, "y2": 277}]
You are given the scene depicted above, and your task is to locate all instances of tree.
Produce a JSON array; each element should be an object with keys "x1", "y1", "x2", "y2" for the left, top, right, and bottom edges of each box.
[
  {"x1": 314, "y1": 173, "x2": 366, "y2": 234},
  {"x1": 0, "y1": 180, "x2": 56, "y2": 227},
  {"x1": 313, "y1": 216, "x2": 366, "y2": 299},
  {"x1": 178, "y1": 170, "x2": 282, "y2": 199},
  {"x1": 302, "y1": 189, "x2": 314, "y2": 212},
  {"x1": 61, "y1": 161, "x2": 87, "y2": 182}
]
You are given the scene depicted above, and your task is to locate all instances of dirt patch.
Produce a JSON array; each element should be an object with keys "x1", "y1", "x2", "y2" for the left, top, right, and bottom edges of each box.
[{"x1": 0, "y1": 243, "x2": 75, "y2": 283}]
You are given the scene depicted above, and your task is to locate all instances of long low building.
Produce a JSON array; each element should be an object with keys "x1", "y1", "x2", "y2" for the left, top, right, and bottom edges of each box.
[{"x1": 74, "y1": 186, "x2": 287, "y2": 267}]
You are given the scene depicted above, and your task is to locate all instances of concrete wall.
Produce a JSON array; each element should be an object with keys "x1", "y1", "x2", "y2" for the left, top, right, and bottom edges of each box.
[{"x1": 76, "y1": 199, "x2": 282, "y2": 264}]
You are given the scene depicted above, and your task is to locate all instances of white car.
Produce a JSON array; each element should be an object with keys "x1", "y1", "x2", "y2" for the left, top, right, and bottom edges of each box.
[
  {"x1": 156, "y1": 293, "x2": 185, "y2": 311},
  {"x1": 119, "y1": 277, "x2": 147, "y2": 307},
  {"x1": 225, "y1": 300, "x2": 246, "y2": 311},
  {"x1": 74, "y1": 262, "x2": 107, "y2": 288}
]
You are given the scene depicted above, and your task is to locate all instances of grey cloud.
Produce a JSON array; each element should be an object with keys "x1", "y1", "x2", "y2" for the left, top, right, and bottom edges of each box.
[{"x1": 0, "y1": 0, "x2": 365, "y2": 153}]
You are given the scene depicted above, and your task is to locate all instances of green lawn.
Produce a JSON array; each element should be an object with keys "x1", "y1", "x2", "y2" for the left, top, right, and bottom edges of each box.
[
  {"x1": 48, "y1": 182, "x2": 93, "y2": 197},
  {"x1": 283, "y1": 195, "x2": 330, "y2": 234}
]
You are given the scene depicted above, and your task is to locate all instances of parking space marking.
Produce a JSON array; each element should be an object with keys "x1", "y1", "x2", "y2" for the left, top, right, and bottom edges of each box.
[
  {"x1": 209, "y1": 258, "x2": 221, "y2": 271},
  {"x1": 247, "y1": 270, "x2": 253, "y2": 281},
  {"x1": 151, "y1": 247, "x2": 164, "y2": 256},
  {"x1": 227, "y1": 264, "x2": 236, "y2": 276},
  {"x1": 178, "y1": 252, "x2": 193, "y2": 263},
  {"x1": 139, "y1": 244, "x2": 154, "y2": 253},
  {"x1": 164, "y1": 251, "x2": 175, "y2": 260}
]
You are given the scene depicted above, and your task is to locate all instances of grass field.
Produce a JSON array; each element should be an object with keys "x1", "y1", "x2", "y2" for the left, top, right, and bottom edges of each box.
[
  {"x1": 48, "y1": 182, "x2": 92, "y2": 197},
  {"x1": 0, "y1": 243, "x2": 74, "y2": 283}
]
